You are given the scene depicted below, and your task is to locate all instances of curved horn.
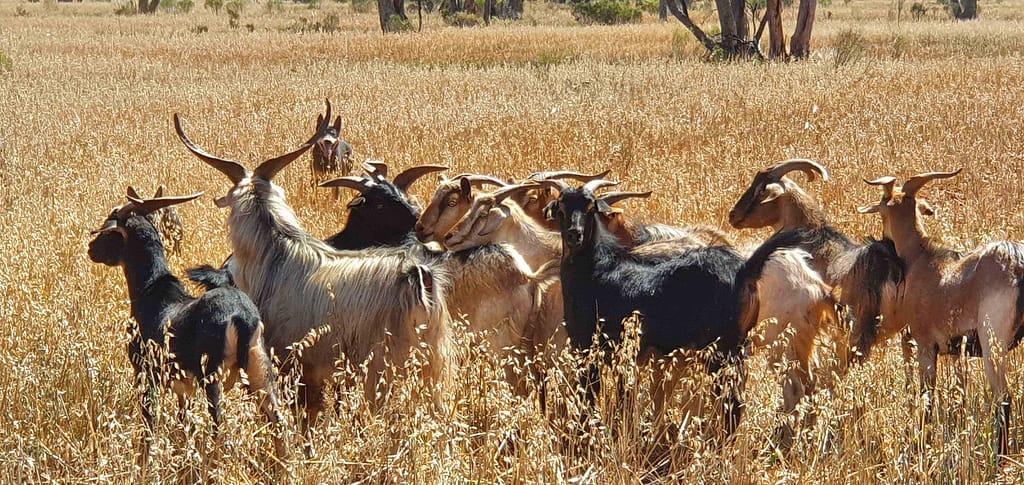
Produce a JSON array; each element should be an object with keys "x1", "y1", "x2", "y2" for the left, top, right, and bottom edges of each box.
[
  {"x1": 450, "y1": 174, "x2": 508, "y2": 187},
  {"x1": 864, "y1": 176, "x2": 897, "y2": 198},
  {"x1": 765, "y1": 159, "x2": 830, "y2": 182},
  {"x1": 363, "y1": 161, "x2": 388, "y2": 179},
  {"x1": 582, "y1": 179, "x2": 620, "y2": 193},
  {"x1": 528, "y1": 169, "x2": 612, "y2": 182},
  {"x1": 174, "y1": 114, "x2": 248, "y2": 184},
  {"x1": 154, "y1": 185, "x2": 166, "y2": 198},
  {"x1": 394, "y1": 165, "x2": 449, "y2": 192},
  {"x1": 902, "y1": 169, "x2": 962, "y2": 197},
  {"x1": 319, "y1": 175, "x2": 374, "y2": 193},
  {"x1": 127, "y1": 186, "x2": 144, "y2": 200},
  {"x1": 253, "y1": 141, "x2": 314, "y2": 181},
  {"x1": 126, "y1": 192, "x2": 204, "y2": 216},
  {"x1": 491, "y1": 182, "x2": 542, "y2": 205},
  {"x1": 532, "y1": 179, "x2": 569, "y2": 193},
  {"x1": 320, "y1": 98, "x2": 333, "y2": 134},
  {"x1": 598, "y1": 190, "x2": 652, "y2": 206}
]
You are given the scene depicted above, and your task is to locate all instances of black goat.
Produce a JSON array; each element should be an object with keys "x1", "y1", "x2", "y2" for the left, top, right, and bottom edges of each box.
[
  {"x1": 319, "y1": 161, "x2": 447, "y2": 249},
  {"x1": 87, "y1": 190, "x2": 286, "y2": 468},
  {"x1": 540, "y1": 180, "x2": 810, "y2": 434}
]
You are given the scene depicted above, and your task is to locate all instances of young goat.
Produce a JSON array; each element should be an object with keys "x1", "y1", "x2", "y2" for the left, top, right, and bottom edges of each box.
[
  {"x1": 539, "y1": 179, "x2": 812, "y2": 435},
  {"x1": 859, "y1": 169, "x2": 1024, "y2": 456},
  {"x1": 175, "y1": 114, "x2": 450, "y2": 444},
  {"x1": 127, "y1": 185, "x2": 185, "y2": 256},
  {"x1": 310, "y1": 99, "x2": 354, "y2": 194},
  {"x1": 87, "y1": 190, "x2": 285, "y2": 468}
]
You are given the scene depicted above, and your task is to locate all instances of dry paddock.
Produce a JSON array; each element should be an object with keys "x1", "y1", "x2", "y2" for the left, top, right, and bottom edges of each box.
[{"x1": 2, "y1": 0, "x2": 1024, "y2": 482}]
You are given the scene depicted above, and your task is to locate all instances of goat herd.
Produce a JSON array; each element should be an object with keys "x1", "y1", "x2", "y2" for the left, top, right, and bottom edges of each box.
[{"x1": 87, "y1": 100, "x2": 1024, "y2": 470}]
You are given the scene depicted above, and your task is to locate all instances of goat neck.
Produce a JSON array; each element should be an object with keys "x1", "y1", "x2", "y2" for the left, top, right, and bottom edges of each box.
[
  {"x1": 119, "y1": 216, "x2": 192, "y2": 337},
  {"x1": 775, "y1": 178, "x2": 829, "y2": 232}
]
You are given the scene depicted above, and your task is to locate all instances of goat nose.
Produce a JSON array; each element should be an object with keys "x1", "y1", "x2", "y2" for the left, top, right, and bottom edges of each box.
[
  {"x1": 444, "y1": 233, "x2": 454, "y2": 242},
  {"x1": 567, "y1": 229, "x2": 582, "y2": 241},
  {"x1": 414, "y1": 222, "x2": 424, "y2": 232}
]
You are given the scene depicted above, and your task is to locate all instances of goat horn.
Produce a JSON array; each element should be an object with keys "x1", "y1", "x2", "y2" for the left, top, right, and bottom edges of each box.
[
  {"x1": 154, "y1": 185, "x2": 166, "y2": 198},
  {"x1": 598, "y1": 190, "x2": 652, "y2": 206},
  {"x1": 126, "y1": 191, "x2": 204, "y2": 216},
  {"x1": 174, "y1": 114, "x2": 249, "y2": 184},
  {"x1": 319, "y1": 175, "x2": 374, "y2": 193},
  {"x1": 527, "y1": 169, "x2": 612, "y2": 182},
  {"x1": 765, "y1": 159, "x2": 830, "y2": 182},
  {"x1": 450, "y1": 174, "x2": 507, "y2": 188},
  {"x1": 253, "y1": 141, "x2": 314, "y2": 181},
  {"x1": 363, "y1": 161, "x2": 389, "y2": 179},
  {"x1": 491, "y1": 182, "x2": 542, "y2": 204},
  {"x1": 127, "y1": 186, "x2": 144, "y2": 200},
  {"x1": 864, "y1": 176, "x2": 897, "y2": 198},
  {"x1": 394, "y1": 165, "x2": 449, "y2": 193},
  {"x1": 902, "y1": 169, "x2": 962, "y2": 197},
  {"x1": 321, "y1": 98, "x2": 333, "y2": 134},
  {"x1": 582, "y1": 179, "x2": 620, "y2": 193},
  {"x1": 532, "y1": 179, "x2": 569, "y2": 192}
]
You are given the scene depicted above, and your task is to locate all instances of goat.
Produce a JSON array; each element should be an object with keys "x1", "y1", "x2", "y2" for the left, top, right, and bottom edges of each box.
[
  {"x1": 319, "y1": 161, "x2": 447, "y2": 249},
  {"x1": 858, "y1": 169, "x2": 1024, "y2": 456},
  {"x1": 310, "y1": 99, "x2": 354, "y2": 194},
  {"x1": 511, "y1": 170, "x2": 611, "y2": 231},
  {"x1": 127, "y1": 185, "x2": 185, "y2": 256},
  {"x1": 174, "y1": 114, "x2": 451, "y2": 442},
  {"x1": 321, "y1": 163, "x2": 562, "y2": 392},
  {"x1": 87, "y1": 190, "x2": 286, "y2": 468},
  {"x1": 415, "y1": 173, "x2": 508, "y2": 243},
  {"x1": 539, "y1": 179, "x2": 813, "y2": 435},
  {"x1": 590, "y1": 190, "x2": 731, "y2": 248}
]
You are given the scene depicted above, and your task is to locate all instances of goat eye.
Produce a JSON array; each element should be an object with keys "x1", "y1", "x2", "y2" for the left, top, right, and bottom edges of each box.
[{"x1": 447, "y1": 198, "x2": 458, "y2": 207}]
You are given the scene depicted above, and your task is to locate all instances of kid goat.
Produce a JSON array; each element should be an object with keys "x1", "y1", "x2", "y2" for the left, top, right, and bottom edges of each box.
[{"x1": 87, "y1": 189, "x2": 286, "y2": 467}]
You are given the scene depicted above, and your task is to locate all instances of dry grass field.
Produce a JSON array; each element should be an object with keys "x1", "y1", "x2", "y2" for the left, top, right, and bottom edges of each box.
[{"x1": 3, "y1": 0, "x2": 1024, "y2": 482}]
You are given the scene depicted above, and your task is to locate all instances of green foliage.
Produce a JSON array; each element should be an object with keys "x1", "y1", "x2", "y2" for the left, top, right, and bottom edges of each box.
[
  {"x1": 205, "y1": 0, "x2": 224, "y2": 14},
  {"x1": 225, "y1": 0, "x2": 245, "y2": 28},
  {"x1": 833, "y1": 29, "x2": 866, "y2": 68},
  {"x1": 445, "y1": 11, "x2": 482, "y2": 26},
  {"x1": 910, "y1": 1, "x2": 927, "y2": 18},
  {"x1": 160, "y1": 0, "x2": 195, "y2": 13},
  {"x1": 0, "y1": 52, "x2": 12, "y2": 73},
  {"x1": 636, "y1": 0, "x2": 659, "y2": 13},
  {"x1": 287, "y1": 13, "x2": 341, "y2": 32},
  {"x1": 264, "y1": 0, "x2": 283, "y2": 13},
  {"x1": 387, "y1": 14, "x2": 414, "y2": 31},
  {"x1": 818, "y1": 0, "x2": 832, "y2": 6},
  {"x1": 571, "y1": 0, "x2": 642, "y2": 25}
]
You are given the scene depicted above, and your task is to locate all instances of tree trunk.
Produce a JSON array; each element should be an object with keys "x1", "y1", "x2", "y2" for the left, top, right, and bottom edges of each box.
[
  {"x1": 507, "y1": 0, "x2": 522, "y2": 18},
  {"x1": 659, "y1": 0, "x2": 667, "y2": 22},
  {"x1": 766, "y1": 0, "x2": 785, "y2": 58},
  {"x1": 954, "y1": 0, "x2": 977, "y2": 19},
  {"x1": 790, "y1": 0, "x2": 816, "y2": 58},
  {"x1": 714, "y1": 0, "x2": 739, "y2": 54},
  {"x1": 378, "y1": 0, "x2": 398, "y2": 32},
  {"x1": 446, "y1": 0, "x2": 461, "y2": 15},
  {"x1": 483, "y1": 0, "x2": 492, "y2": 24},
  {"x1": 393, "y1": 0, "x2": 407, "y2": 20},
  {"x1": 731, "y1": 0, "x2": 748, "y2": 42},
  {"x1": 665, "y1": 0, "x2": 716, "y2": 53}
]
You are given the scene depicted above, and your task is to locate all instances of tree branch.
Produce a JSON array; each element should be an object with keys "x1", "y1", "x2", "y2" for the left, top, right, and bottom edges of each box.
[{"x1": 664, "y1": 0, "x2": 716, "y2": 53}]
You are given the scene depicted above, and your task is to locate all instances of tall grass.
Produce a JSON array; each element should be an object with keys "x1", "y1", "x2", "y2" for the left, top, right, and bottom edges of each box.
[{"x1": 2, "y1": 0, "x2": 1024, "y2": 482}]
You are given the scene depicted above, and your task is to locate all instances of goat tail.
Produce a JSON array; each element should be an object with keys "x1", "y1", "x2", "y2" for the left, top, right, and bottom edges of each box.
[
  {"x1": 186, "y1": 264, "x2": 236, "y2": 290},
  {"x1": 232, "y1": 317, "x2": 259, "y2": 371},
  {"x1": 734, "y1": 229, "x2": 819, "y2": 334}
]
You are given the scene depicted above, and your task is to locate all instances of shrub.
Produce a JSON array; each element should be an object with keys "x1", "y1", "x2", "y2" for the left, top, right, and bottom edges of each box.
[
  {"x1": 387, "y1": 14, "x2": 414, "y2": 31},
  {"x1": 444, "y1": 11, "x2": 482, "y2": 27},
  {"x1": 15, "y1": 6, "x2": 29, "y2": 16},
  {"x1": 114, "y1": 2, "x2": 136, "y2": 15},
  {"x1": 0, "y1": 52, "x2": 12, "y2": 73},
  {"x1": 225, "y1": 0, "x2": 245, "y2": 28},
  {"x1": 264, "y1": 0, "x2": 283, "y2": 13},
  {"x1": 910, "y1": 1, "x2": 927, "y2": 19},
  {"x1": 637, "y1": 0, "x2": 658, "y2": 13},
  {"x1": 572, "y1": 0, "x2": 642, "y2": 25},
  {"x1": 351, "y1": 0, "x2": 374, "y2": 12},
  {"x1": 160, "y1": 0, "x2": 195, "y2": 13},
  {"x1": 833, "y1": 29, "x2": 866, "y2": 68},
  {"x1": 287, "y1": 13, "x2": 340, "y2": 32},
  {"x1": 205, "y1": 0, "x2": 223, "y2": 13},
  {"x1": 190, "y1": 24, "x2": 209, "y2": 33}
]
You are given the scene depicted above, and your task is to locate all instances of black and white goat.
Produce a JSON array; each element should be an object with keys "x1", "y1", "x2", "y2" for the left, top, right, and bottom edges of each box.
[
  {"x1": 87, "y1": 190, "x2": 286, "y2": 467},
  {"x1": 540, "y1": 180, "x2": 809, "y2": 434}
]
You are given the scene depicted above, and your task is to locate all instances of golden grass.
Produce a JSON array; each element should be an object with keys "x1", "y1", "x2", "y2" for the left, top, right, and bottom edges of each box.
[{"x1": 2, "y1": 0, "x2": 1024, "y2": 482}]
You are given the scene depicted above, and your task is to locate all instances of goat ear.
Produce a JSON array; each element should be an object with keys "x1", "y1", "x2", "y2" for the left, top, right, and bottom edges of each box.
[
  {"x1": 857, "y1": 204, "x2": 880, "y2": 214},
  {"x1": 460, "y1": 177, "x2": 472, "y2": 197},
  {"x1": 215, "y1": 196, "x2": 230, "y2": 208},
  {"x1": 347, "y1": 196, "x2": 367, "y2": 208},
  {"x1": 333, "y1": 116, "x2": 343, "y2": 132},
  {"x1": 543, "y1": 201, "x2": 558, "y2": 221},
  {"x1": 760, "y1": 182, "x2": 786, "y2": 203},
  {"x1": 596, "y1": 199, "x2": 615, "y2": 215},
  {"x1": 477, "y1": 206, "x2": 509, "y2": 237},
  {"x1": 918, "y1": 199, "x2": 935, "y2": 217}
]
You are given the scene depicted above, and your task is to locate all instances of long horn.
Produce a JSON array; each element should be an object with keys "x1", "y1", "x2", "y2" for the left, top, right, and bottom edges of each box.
[
  {"x1": 127, "y1": 186, "x2": 144, "y2": 200},
  {"x1": 319, "y1": 175, "x2": 374, "y2": 193},
  {"x1": 765, "y1": 159, "x2": 830, "y2": 182},
  {"x1": 363, "y1": 161, "x2": 388, "y2": 179},
  {"x1": 902, "y1": 169, "x2": 962, "y2": 196},
  {"x1": 532, "y1": 179, "x2": 570, "y2": 193},
  {"x1": 174, "y1": 114, "x2": 248, "y2": 184},
  {"x1": 598, "y1": 190, "x2": 652, "y2": 206},
  {"x1": 864, "y1": 176, "x2": 897, "y2": 198},
  {"x1": 394, "y1": 165, "x2": 449, "y2": 192},
  {"x1": 583, "y1": 179, "x2": 620, "y2": 193},
  {"x1": 253, "y1": 141, "x2": 315, "y2": 181},
  {"x1": 126, "y1": 192, "x2": 204, "y2": 216},
  {"x1": 528, "y1": 169, "x2": 612, "y2": 182},
  {"x1": 154, "y1": 185, "x2": 166, "y2": 198},
  {"x1": 321, "y1": 98, "x2": 333, "y2": 134},
  {"x1": 491, "y1": 182, "x2": 542, "y2": 204}
]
